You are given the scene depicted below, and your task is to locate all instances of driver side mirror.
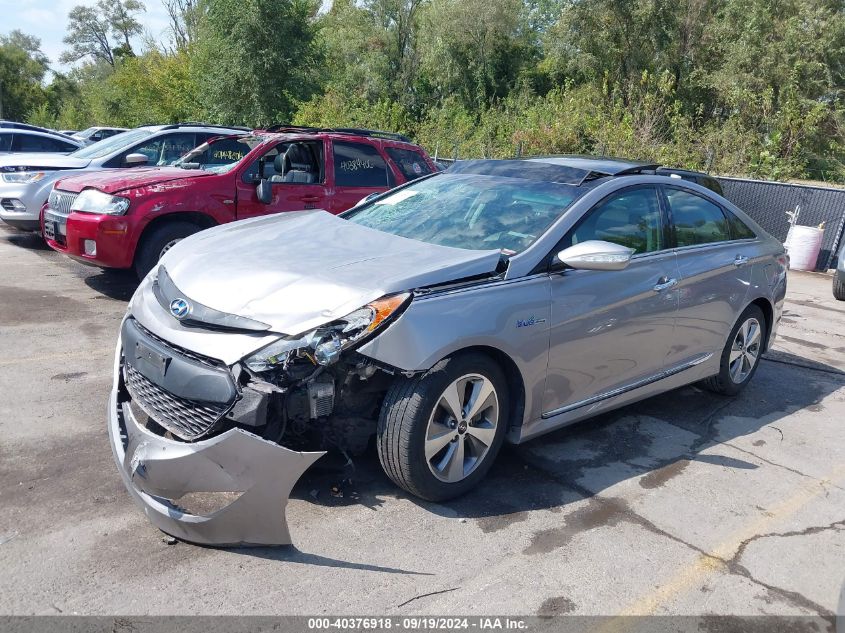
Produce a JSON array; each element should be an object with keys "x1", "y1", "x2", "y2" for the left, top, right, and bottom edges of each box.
[
  {"x1": 555, "y1": 240, "x2": 635, "y2": 271},
  {"x1": 124, "y1": 152, "x2": 149, "y2": 167},
  {"x1": 256, "y1": 178, "x2": 273, "y2": 205}
]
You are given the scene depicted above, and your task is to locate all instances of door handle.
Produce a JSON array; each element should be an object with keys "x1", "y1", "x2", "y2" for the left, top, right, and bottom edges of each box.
[
  {"x1": 653, "y1": 277, "x2": 678, "y2": 292},
  {"x1": 734, "y1": 255, "x2": 749, "y2": 267}
]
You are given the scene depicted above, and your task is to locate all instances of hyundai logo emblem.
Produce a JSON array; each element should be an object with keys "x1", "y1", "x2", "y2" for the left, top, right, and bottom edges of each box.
[{"x1": 169, "y1": 298, "x2": 190, "y2": 319}]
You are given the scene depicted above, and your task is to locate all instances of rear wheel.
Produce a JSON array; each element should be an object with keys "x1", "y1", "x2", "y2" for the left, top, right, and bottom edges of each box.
[
  {"x1": 834, "y1": 272, "x2": 845, "y2": 301},
  {"x1": 702, "y1": 304, "x2": 766, "y2": 396},
  {"x1": 377, "y1": 353, "x2": 509, "y2": 501},
  {"x1": 134, "y1": 221, "x2": 201, "y2": 280}
]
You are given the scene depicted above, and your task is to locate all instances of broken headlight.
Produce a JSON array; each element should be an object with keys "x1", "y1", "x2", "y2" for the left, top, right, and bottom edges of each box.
[{"x1": 244, "y1": 293, "x2": 410, "y2": 372}]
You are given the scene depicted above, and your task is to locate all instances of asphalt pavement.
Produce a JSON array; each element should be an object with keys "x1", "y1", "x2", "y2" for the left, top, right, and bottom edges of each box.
[{"x1": 0, "y1": 224, "x2": 842, "y2": 617}]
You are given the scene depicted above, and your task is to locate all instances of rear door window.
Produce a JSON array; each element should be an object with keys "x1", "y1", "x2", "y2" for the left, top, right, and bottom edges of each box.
[
  {"x1": 385, "y1": 147, "x2": 433, "y2": 181},
  {"x1": 333, "y1": 141, "x2": 389, "y2": 187},
  {"x1": 0, "y1": 133, "x2": 12, "y2": 152},
  {"x1": 666, "y1": 188, "x2": 731, "y2": 247}
]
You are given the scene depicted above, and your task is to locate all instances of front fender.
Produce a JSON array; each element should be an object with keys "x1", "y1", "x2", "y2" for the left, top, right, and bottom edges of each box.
[{"x1": 357, "y1": 275, "x2": 551, "y2": 425}]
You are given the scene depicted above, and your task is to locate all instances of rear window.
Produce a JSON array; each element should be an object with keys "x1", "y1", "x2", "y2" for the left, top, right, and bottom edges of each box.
[{"x1": 385, "y1": 147, "x2": 433, "y2": 181}]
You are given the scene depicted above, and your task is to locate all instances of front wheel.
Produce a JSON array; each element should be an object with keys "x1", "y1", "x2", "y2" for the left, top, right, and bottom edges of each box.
[
  {"x1": 134, "y1": 221, "x2": 201, "y2": 280},
  {"x1": 377, "y1": 353, "x2": 509, "y2": 501},
  {"x1": 701, "y1": 304, "x2": 766, "y2": 396}
]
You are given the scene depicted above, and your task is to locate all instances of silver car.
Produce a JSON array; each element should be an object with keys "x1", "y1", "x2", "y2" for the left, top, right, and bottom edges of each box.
[
  {"x1": 109, "y1": 157, "x2": 788, "y2": 546},
  {"x1": 0, "y1": 123, "x2": 246, "y2": 232}
]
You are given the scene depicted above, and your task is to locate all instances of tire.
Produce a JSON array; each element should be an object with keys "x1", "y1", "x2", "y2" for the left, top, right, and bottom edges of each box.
[
  {"x1": 134, "y1": 221, "x2": 201, "y2": 280},
  {"x1": 377, "y1": 352, "x2": 510, "y2": 501},
  {"x1": 833, "y1": 272, "x2": 845, "y2": 301},
  {"x1": 701, "y1": 304, "x2": 766, "y2": 396}
]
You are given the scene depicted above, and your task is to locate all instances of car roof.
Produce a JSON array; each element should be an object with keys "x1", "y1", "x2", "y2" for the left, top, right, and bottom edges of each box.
[
  {"x1": 657, "y1": 166, "x2": 716, "y2": 180},
  {"x1": 0, "y1": 120, "x2": 54, "y2": 132},
  {"x1": 257, "y1": 125, "x2": 421, "y2": 147},
  {"x1": 0, "y1": 128, "x2": 82, "y2": 144},
  {"x1": 134, "y1": 123, "x2": 252, "y2": 133},
  {"x1": 447, "y1": 157, "x2": 669, "y2": 187},
  {"x1": 525, "y1": 155, "x2": 661, "y2": 176},
  {"x1": 450, "y1": 155, "x2": 719, "y2": 189}
]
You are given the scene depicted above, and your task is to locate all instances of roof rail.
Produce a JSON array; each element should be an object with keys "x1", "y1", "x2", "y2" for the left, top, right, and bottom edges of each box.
[
  {"x1": 264, "y1": 124, "x2": 322, "y2": 133},
  {"x1": 330, "y1": 127, "x2": 413, "y2": 143},
  {"x1": 160, "y1": 122, "x2": 252, "y2": 131},
  {"x1": 264, "y1": 124, "x2": 413, "y2": 143}
]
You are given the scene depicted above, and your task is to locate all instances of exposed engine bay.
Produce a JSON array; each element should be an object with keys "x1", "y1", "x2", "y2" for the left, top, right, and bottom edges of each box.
[{"x1": 225, "y1": 352, "x2": 394, "y2": 457}]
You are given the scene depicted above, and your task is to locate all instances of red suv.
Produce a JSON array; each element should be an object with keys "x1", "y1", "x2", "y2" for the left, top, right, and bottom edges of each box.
[{"x1": 44, "y1": 127, "x2": 437, "y2": 278}]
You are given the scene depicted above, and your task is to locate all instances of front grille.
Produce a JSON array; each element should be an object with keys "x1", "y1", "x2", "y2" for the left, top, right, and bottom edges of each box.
[
  {"x1": 47, "y1": 190, "x2": 78, "y2": 217},
  {"x1": 132, "y1": 319, "x2": 221, "y2": 369},
  {"x1": 1, "y1": 199, "x2": 14, "y2": 211},
  {"x1": 124, "y1": 364, "x2": 231, "y2": 440}
]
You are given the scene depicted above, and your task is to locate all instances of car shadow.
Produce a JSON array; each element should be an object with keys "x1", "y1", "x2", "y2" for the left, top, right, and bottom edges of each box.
[
  {"x1": 83, "y1": 269, "x2": 138, "y2": 301},
  {"x1": 287, "y1": 350, "x2": 844, "y2": 531},
  {"x1": 0, "y1": 227, "x2": 51, "y2": 252},
  {"x1": 226, "y1": 545, "x2": 434, "y2": 576}
]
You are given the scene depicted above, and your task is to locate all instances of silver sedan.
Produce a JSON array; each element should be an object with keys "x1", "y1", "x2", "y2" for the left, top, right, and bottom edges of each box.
[{"x1": 110, "y1": 156, "x2": 788, "y2": 545}]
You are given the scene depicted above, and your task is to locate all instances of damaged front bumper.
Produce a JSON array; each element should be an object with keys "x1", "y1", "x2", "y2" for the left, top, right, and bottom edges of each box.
[{"x1": 107, "y1": 333, "x2": 325, "y2": 546}]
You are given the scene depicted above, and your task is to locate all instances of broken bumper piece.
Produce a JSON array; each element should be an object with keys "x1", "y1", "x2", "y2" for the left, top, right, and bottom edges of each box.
[{"x1": 108, "y1": 343, "x2": 325, "y2": 546}]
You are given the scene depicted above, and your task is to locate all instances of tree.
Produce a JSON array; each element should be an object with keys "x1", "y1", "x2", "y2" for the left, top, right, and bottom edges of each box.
[
  {"x1": 416, "y1": 0, "x2": 534, "y2": 110},
  {"x1": 61, "y1": 0, "x2": 146, "y2": 67},
  {"x1": 0, "y1": 31, "x2": 49, "y2": 120},
  {"x1": 164, "y1": 0, "x2": 200, "y2": 50},
  {"x1": 192, "y1": 0, "x2": 322, "y2": 126},
  {"x1": 109, "y1": 0, "x2": 146, "y2": 52}
]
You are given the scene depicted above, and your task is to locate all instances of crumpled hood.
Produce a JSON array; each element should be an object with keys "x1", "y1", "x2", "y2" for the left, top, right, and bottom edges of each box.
[
  {"x1": 0, "y1": 153, "x2": 91, "y2": 170},
  {"x1": 56, "y1": 166, "x2": 212, "y2": 194},
  {"x1": 159, "y1": 210, "x2": 502, "y2": 335}
]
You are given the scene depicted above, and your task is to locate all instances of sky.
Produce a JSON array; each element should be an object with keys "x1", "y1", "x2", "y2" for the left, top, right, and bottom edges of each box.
[{"x1": 1, "y1": 0, "x2": 173, "y2": 73}]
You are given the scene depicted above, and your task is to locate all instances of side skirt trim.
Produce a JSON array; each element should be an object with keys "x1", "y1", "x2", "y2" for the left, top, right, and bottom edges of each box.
[{"x1": 540, "y1": 353, "x2": 714, "y2": 420}]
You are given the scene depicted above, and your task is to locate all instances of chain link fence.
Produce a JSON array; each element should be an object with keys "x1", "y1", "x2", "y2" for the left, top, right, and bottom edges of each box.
[{"x1": 717, "y1": 177, "x2": 845, "y2": 271}]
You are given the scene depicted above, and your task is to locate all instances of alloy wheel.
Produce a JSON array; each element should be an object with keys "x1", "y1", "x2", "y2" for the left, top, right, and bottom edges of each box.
[
  {"x1": 425, "y1": 373, "x2": 499, "y2": 483},
  {"x1": 729, "y1": 317, "x2": 762, "y2": 384}
]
